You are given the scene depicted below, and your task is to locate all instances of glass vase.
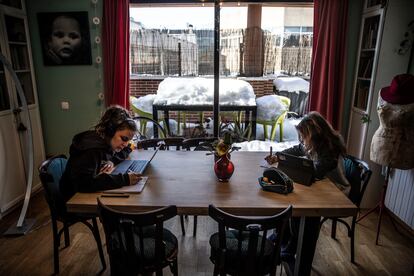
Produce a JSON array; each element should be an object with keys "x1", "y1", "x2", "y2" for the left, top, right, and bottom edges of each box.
[{"x1": 214, "y1": 153, "x2": 234, "y2": 182}]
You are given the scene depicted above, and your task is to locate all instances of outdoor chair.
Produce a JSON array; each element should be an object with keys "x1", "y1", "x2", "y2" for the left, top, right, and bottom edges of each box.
[
  {"x1": 320, "y1": 155, "x2": 372, "y2": 263},
  {"x1": 257, "y1": 95, "x2": 291, "y2": 142},
  {"x1": 97, "y1": 199, "x2": 178, "y2": 276},
  {"x1": 208, "y1": 204, "x2": 292, "y2": 276},
  {"x1": 39, "y1": 155, "x2": 106, "y2": 274}
]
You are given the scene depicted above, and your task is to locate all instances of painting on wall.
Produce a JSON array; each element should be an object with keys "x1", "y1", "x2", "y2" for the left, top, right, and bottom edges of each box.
[{"x1": 37, "y1": 11, "x2": 92, "y2": 66}]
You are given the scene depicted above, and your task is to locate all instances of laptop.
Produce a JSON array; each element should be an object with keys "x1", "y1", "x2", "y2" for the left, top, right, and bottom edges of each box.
[
  {"x1": 103, "y1": 176, "x2": 149, "y2": 194},
  {"x1": 111, "y1": 148, "x2": 159, "y2": 175},
  {"x1": 276, "y1": 152, "x2": 315, "y2": 186}
]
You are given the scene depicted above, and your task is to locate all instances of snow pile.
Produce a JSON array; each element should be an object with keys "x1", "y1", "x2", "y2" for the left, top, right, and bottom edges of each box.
[
  {"x1": 273, "y1": 77, "x2": 309, "y2": 93},
  {"x1": 131, "y1": 94, "x2": 156, "y2": 114},
  {"x1": 256, "y1": 95, "x2": 287, "y2": 121},
  {"x1": 154, "y1": 77, "x2": 256, "y2": 106}
]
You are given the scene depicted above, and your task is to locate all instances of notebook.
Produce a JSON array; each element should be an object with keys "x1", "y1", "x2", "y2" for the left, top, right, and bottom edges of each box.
[
  {"x1": 276, "y1": 152, "x2": 315, "y2": 186},
  {"x1": 111, "y1": 148, "x2": 159, "y2": 175},
  {"x1": 103, "y1": 176, "x2": 149, "y2": 194}
]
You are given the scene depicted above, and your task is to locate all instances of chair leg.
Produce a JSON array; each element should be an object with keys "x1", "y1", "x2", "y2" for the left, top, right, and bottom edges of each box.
[
  {"x1": 193, "y1": 216, "x2": 198, "y2": 237},
  {"x1": 170, "y1": 259, "x2": 178, "y2": 276},
  {"x1": 63, "y1": 222, "x2": 70, "y2": 247},
  {"x1": 331, "y1": 219, "x2": 337, "y2": 239},
  {"x1": 51, "y1": 219, "x2": 60, "y2": 274},
  {"x1": 351, "y1": 217, "x2": 356, "y2": 263},
  {"x1": 213, "y1": 264, "x2": 220, "y2": 276},
  {"x1": 180, "y1": 215, "x2": 186, "y2": 236},
  {"x1": 91, "y1": 218, "x2": 107, "y2": 270}
]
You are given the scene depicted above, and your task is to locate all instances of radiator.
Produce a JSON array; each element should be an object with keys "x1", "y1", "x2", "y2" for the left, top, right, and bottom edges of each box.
[{"x1": 385, "y1": 168, "x2": 414, "y2": 229}]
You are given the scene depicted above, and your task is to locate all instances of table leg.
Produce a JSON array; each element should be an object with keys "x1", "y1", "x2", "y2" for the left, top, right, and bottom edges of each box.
[
  {"x1": 153, "y1": 106, "x2": 159, "y2": 138},
  {"x1": 252, "y1": 108, "x2": 257, "y2": 139},
  {"x1": 294, "y1": 216, "x2": 321, "y2": 276},
  {"x1": 164, "y1": 110, "x2": 171, "y2": 136}
]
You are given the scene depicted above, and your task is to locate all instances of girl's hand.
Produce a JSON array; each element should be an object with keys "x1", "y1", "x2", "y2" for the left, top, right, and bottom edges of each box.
[
  {"x1": 265, "y1": 155, "x2": 279, "y2": 165},
  {"x1": 99, "y1": 161, "x2": 114, "y2": 174},
  {"x1": 128, "y1": 172, "x2": 142, "y2": 185}
]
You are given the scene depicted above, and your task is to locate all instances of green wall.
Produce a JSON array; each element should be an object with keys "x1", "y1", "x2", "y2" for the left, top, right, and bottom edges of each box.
[
  {"x1": 26, "y1": 0, "x2": 104, "y2": 156},
  {"x1": 341, "y1": 0, "x2": 363, "y2": 136}
]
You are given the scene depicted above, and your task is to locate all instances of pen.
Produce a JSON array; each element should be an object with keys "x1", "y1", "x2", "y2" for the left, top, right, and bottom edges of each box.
[{"x1": 101, "y1": 194, "x2": 130, "y2": 198}]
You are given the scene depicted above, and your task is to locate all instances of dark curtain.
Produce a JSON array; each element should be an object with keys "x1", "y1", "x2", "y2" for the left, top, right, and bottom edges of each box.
[
  {"x1": 309, "y1": 0, "x2": 348, "y2": 130},
  {"x1": 103, "y1": 0, "x2": 130, "y2": 108}
]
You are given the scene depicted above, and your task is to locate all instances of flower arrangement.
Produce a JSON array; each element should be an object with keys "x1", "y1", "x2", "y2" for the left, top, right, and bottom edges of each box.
[{"x1": 208, "y1": 131, "x2": 240, "y2": 158}]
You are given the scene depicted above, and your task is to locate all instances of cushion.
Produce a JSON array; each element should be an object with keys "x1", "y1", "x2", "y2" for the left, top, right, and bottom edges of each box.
[{"x1": 343, "y1": 157, "x2": 362, "y2": 204}]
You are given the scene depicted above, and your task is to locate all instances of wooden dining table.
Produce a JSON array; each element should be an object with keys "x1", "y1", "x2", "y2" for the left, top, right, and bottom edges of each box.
[{"x1": 67, "y1": 150, "x2": 357, "y2": 276}]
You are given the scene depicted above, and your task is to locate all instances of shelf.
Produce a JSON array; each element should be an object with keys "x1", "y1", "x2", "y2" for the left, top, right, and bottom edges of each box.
[
  {"x1": 357, "y1": 77, "x2": 371, "y2": 81},
  {"x1": 8, "y1": 41, "x2": 27, "y2": 45},
  {"x1": 361, "y1": 48, "x2": 375, "y2": 52},
  {"x1": 15, "y1": 69, "x2": 30, "y2": 73}
]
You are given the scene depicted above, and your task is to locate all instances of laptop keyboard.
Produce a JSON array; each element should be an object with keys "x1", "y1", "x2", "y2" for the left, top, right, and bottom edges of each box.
[{"x1": 128, "y1": 160, "x2": 147, "y2": 173}]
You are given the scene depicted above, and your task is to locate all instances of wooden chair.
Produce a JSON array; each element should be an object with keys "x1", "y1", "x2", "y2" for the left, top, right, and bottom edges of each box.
[
  {"x1": 39, "y1": 155, "x2": 106, "y2": 274},
  {"x1": 180, "y1": 137, "x2": 217, "y2": 237},
  {"x1": 136, "y1": 137, "x2": 184, "y2": 151},
  {"x1": 208, "y1": 204, "x2": 292, "y2": 276},
  {"x1": 97, "y1": 199, "x2": 178, "y2": 276},
  {"x1": 182, "y1": 137, "x2": 216, "y2": 151},
  {"x1": 134, "y1": 134, "x2": 188, "y2": 236},
  {"x1": 320, "y1": 155, "x2": 372, "y2": 263}
]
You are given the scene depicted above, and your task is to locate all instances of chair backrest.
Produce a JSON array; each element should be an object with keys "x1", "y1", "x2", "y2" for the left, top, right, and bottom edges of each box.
[
  {"x1": 182, "y1": 137, "x2": 216, "y2": 151},
  {"x1": 277, "y1": 95, "x2": 291, "y2": 111},
  {"x1": 137, "y1": 137, "x2": 184, "y2": 150},
  {"x1": 97, "y1": 199, "x2": 177, "y2": 275},
  {"x1": 208, "y1": 204, "x2": 292, "y2": 275},
  {"x1": 38, "y1": 155, "x2": 68, "y2": 219},
  {"x1": 344, "y1": 155, "x2": 372, "y2": 207}
]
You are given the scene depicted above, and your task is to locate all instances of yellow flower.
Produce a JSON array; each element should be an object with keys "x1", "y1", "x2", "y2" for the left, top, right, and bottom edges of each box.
[{"x1": 216, "y1": 139, "x2": 231, "y2": 156}]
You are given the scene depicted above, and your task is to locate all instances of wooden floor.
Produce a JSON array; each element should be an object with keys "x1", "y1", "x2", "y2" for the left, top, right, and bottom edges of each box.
[{"x1": 0, "y1": 191, "x2": 413, "y2": 276}]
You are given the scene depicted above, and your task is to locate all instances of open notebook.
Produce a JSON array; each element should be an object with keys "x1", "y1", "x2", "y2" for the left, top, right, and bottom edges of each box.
[{"x1": 103, "y1": 176, "x2": 149, "y2": 194}]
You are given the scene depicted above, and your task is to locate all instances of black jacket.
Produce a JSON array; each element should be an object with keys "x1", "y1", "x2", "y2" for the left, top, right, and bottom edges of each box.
[{"x1": 60, "y1": 130, "x2": 132, "y2": 201}]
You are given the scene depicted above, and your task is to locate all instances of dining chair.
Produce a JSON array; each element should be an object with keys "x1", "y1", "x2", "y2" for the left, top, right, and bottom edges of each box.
[
  {"x1": 320, "y1": 155, "x2": 372, "y2": 263},
  {"x1": 136, "y1": 137, "x2": 184, "y2": 151},
  {"x1": 180, "y1": 137, "x2": 217, "y2": 237},
  {"x1": 39, "y1": 155, "x2": 106, "y2": 274},
  {"x1": 208, "y1": 204, "x2": 292, "y2": 276},
  {"x1": 97, "y1": 199, "x2": 178, "y2": 276}
]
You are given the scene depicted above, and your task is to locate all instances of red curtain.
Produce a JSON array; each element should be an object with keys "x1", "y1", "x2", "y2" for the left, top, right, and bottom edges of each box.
[
  {"x1": 309, "y1": 0, "x2": 348, "y2": 130},
  {"x1": 102, "y1": 0, "x2": 130, "y2": 108}
]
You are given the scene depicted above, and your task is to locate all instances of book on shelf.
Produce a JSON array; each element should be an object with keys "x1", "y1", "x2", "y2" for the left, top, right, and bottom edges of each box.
[{"x1": 363, "y1": 58, "x2": 373, "y2": 78}]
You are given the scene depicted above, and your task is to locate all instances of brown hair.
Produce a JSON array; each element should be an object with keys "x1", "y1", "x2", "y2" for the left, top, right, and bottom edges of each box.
[
  {"x1": 296, "y1": 111, "x2": 346, "y2": 157},
  {"x1": 95, "y1": 105, "x2": 137, "y2": 138}
]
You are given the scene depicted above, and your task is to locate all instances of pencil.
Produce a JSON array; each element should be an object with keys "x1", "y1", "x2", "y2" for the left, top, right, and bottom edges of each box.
[{"x1": 270, "y1": 146, "x2": 273, "y2": 156}]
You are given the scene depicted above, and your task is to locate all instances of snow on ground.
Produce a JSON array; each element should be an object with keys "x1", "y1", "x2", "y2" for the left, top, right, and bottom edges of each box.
[
  {"x1": 273, "y1": 77, "x2": 309, "y2": 93},
  {"x1": 153, "y1": 77, "x2": 256, "y2": 106}
]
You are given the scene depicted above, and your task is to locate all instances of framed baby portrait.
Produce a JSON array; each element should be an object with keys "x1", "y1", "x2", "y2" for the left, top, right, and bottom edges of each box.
[{"x1": 37, "y1": 11, "x2": 92, "y2": 66}]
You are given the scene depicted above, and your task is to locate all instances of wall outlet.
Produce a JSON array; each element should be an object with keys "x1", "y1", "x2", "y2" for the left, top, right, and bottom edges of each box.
[{"x1": 61, "y1": 101, "x2": 69, "y2": 110}]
